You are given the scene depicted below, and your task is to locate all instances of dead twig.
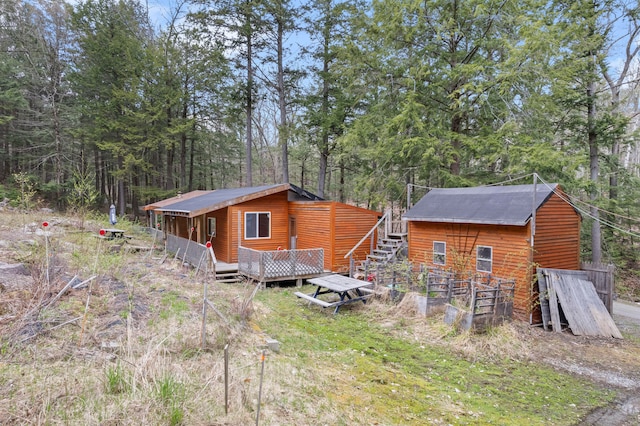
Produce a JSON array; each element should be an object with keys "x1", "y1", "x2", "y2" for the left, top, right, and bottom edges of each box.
[
  {"x1": 20, "y1": 316, "x2": 82, "y2": 343},
  {"x1": 42, "y1": 275, "x2": 78, "y2": 310}
]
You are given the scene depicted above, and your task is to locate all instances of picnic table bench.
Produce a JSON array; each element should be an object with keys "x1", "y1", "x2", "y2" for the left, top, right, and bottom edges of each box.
[
  {"x1": 295, "y1": 274, "x2": 374, "y2": 314},
  {"x1": 97, "y1": 228, "x2": 132, "y2": 240}
]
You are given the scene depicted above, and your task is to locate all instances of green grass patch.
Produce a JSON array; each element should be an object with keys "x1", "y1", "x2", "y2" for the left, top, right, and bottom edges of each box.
[
  {"x1": 159, "y1": 291, "x2": 190, "y2": 320},
  {"x1": 103, "y1": 362, "x2": 130, "y2": 394},
  {"x1": 255, "y1": 287, "x2": 615, "y2": 425},
  {"x1": 155, "y1": 374, "x2": 185, "y2": 426}
]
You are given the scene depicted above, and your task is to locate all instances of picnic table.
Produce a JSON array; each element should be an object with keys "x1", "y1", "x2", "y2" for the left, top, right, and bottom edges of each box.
[
  {"x1": 101, "y1": 228, "x2": 129, "y2": 240},
  {"x1": 295, "y1": 274, "x2": 374, "y2": 314}
]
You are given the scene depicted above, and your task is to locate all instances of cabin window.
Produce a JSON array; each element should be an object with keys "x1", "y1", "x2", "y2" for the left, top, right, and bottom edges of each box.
[
  {"x1": 245, "y1": 212, "x2": 271, "y2": 239},
  {"x1": 476, "y1": 246, "x2": 492, "y2": 273},
  {"x1": 433, "y1": 241, "x2": 446, "y2": 265},
  {"x1": 208, "y1": 217, "x2": 216, "y2": 237}
]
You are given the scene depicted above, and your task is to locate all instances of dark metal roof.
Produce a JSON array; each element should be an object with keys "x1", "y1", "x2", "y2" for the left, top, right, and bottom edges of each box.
[
  {"x1": 143, "y1": 190, "x2": 212, "y2": 211},
  {"x1": 402, "y1": 183, "x2": 560, "y2": 226},
  {"x1": 288, "y1": 183, "x2": 323, "y2": 201},
  {"x1": 156, "y1": 183, "x2": 323, "y2": 218}
]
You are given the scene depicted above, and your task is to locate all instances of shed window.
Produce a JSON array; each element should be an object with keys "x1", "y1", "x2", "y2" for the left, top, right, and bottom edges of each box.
[
  {"x1": 245, "y1": 212, "x2": 271, "y2": 239},
  {"x1": 208, "y1": 217, "x2": 216, "y2": 237},
  {"x1": 433, "y1": 241, "x2": 446, "y2": 265},
  {"x1": 476, "y1": 246, "x2": 492, "y2": 273}
]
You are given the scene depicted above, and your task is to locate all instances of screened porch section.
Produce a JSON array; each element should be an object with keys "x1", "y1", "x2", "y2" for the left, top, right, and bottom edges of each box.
[{"x1": 238, "y1": 246, "x2": 325, "y2": 284}]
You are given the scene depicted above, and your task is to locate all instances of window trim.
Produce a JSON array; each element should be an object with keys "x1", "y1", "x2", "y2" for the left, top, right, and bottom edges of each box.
[
  {"x1": 433, "y1": 241, "x2": 446, "y2": 265},
  {"x1": 244, "y1": 211, "x2": 271, "y2": 240},
  {"x1": 476, "y1": 245, "x2": 493, "y2": 273}
]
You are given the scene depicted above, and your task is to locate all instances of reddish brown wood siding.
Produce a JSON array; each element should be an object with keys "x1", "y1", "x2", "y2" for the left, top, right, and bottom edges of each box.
[
  {"x1": 333, "y1": 203, "x2": 380, "y2": 273},
  {"x1": 290, "y1": 201, "x2": 380, "y2": 272},
  {"x1": 529, "y1": 191, "x2": 581, "y2": 323},
  {"x1": 408, "y1": 221, "x2": 533, "y2": 320},
  {"x1": 533, "y1": 193, "x2": 581, "y2": 270},
  {"x1": 227, "y1": 192, "x2": 290, "y2": 262},
  {"x1": 408, "y1": 221, "x2": 531, "y2": 319},
  {"x1": 407, "y1": 190, "x2": 581, "y2": 322},
  {"x1": 289, "y1": 202, "x2": 333, "y2": 270},
  {"x1": 205, "y1": 208, "x2": 230, "y2": 263},
  {"x1": 173, "y1": 216, "x2": 190, "y2": 240}
]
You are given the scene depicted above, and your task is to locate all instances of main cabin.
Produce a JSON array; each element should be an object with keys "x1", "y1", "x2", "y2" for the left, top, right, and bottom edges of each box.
[
  {"x1": 145, "y1": 183, "x2": 381, "y2": 273},
  {"x1": 402, "y1": 183, "x2": 581, "y2": 323}
]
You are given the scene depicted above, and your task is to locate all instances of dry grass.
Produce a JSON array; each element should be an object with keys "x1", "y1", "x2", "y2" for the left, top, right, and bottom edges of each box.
[{"x1": 1, "y1": 210, "x2": 640, "y2": 425}]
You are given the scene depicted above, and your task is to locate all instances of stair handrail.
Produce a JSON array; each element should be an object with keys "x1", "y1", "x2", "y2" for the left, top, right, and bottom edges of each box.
[{"x1": 344, "y1": 211, "x2": 389, "y2": 260}]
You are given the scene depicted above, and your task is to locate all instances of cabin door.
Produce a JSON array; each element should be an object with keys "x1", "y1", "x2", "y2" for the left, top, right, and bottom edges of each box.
[{"x1": 289, "y1": 216, "x2": 297, "y2": 250}]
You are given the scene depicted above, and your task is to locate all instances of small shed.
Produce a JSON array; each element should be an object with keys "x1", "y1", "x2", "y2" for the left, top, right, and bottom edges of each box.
[
  {"x1": 146, "y1": 184, "x2": 381, "y2": 273},
  {"x1": 403, "y1": 183, "x2": 581, "y2": 323}
]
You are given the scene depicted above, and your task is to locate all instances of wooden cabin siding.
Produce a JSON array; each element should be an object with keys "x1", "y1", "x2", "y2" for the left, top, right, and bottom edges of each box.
[
  {"x1": 227, "y1": 192, "x2": 290, "y2": 262},
  {"x1": 205, "y1": 208, "x2": 230, "y2": 263},
  {"x1": 289, "y1": 202, "x2": 333, "y2": 270},
  {"x1": 157, "y1": 187, "x2": 381, "y2": 272},
  {"x1": 528, "y1": 193, "x2": 580, "y2": 324},
  {"x1": 333, "y1": 203, "x2": 380, "y2": 273},
  {"x1": 290, "y1": 201, "x2": 381, "y2": 272},
  {"x1": 408, "y1": 221, "x2": 533, "y2": 320},
  {"x1": 173, "y1": 216, "x2": 190, "y2": 240},
  {"x1": 533, "y1": 194, "x2": 581, "y2": 270}
]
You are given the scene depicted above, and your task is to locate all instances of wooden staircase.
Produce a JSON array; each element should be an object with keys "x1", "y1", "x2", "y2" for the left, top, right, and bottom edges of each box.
[
  {"x1": 215, "y1": 270, "x2": 243, "y2": 283},
  {"x1": 356, "y1": 232, "x2": 407, "y2": 277}
]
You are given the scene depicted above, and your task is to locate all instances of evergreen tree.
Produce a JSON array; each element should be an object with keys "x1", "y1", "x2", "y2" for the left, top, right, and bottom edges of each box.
[{"x1": 71, "y1": 0, "x2": 151, "y2": 214}]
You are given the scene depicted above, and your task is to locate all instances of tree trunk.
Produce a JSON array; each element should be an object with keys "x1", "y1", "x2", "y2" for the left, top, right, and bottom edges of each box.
[
  {"x1": 117, "y1": 155, "x2": 126, "y2": 216},
  {"x1": 317, "y1": 27, "x2": 330, "y2": 198},
  {"x1": 449, "y1": 90, "x2": 462, "y2": 176},
  {"x1": 246, "y1": 19, "x2": 253, "y2": 187},
  {"x1": 189, "y1": 107, "x2": 196, "y2": 191},
  {"x1": 338, "y1": 160, "x2": 345, "y2": 203},
  {"x1": 166, "y1": 146, "x2": 174, "y2": 190},
  {"x1": 587, "y1": 74, "x2": 601, "y2": 264},
  {"x1": 180, "y1": 80, "x2": 188, "y2": 189},
  {"x1": 277, "y1": 18, "x2": 289, "y2": 183}
]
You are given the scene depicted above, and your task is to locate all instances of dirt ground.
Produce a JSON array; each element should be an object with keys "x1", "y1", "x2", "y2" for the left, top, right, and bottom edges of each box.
[{"x1": 2, "y1": 212, "x2": 640, "y2": 425}]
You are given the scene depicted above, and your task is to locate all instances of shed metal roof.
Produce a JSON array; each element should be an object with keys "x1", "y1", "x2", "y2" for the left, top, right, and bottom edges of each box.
[
  {"x1": 143, "y1": 190, "x2": 212, "y2": 211},
  {"x1": 155, "y1": 183, "x2": 322, "y2": 218},
  {"x1": 402, "y1": 183, "x2": 560, "y2": 226}
]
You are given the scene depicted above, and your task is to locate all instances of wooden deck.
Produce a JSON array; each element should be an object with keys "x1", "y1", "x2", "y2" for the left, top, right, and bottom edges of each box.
[
  {"x1": 214, "y1": 262, "x2": 238, "y2": 274},
  {"x1": 238, "y1": 247, "x2": 325, "y2": 284}
]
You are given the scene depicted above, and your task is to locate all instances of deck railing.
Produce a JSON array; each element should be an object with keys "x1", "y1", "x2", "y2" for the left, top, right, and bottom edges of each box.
[
  {"x1": 166, "y1": 233, "x2": 207, "y2": 266},
  {"x1": 238, "y1": 246, "x2": 324, "y2": 283},
  {"x1": 344, "y1": 210, "x2": 391, "y2": 277}
]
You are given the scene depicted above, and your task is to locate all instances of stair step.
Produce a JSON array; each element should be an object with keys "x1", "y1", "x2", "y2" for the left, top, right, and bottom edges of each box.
[
  {"x1": 215, "y1": 271, "x2": 243, "y2": 283},
  {"x1": 216, "y1": 278, "x2": 243, "y2": 283},
  {"x1": 367, "y1": 254, "x2": 388, "y2": 261},
  {"x1": 387, "y1": 232, "x2": 407, "y2": 239},
  {"x1": 372, "y1": 249, "x2": 391, "y2": 255},
  {"x1": 380, "y1": 239, "x2": 404, "y2": 246},
  {"x1": 378, "y1": 243, "x2": 400, "y2": 250}
]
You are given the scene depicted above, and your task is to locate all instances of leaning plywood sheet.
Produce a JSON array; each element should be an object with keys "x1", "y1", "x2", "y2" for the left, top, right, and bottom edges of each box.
[
  {"x1": 551, "y1": 272, "x2": 623, "y2": 339},
  {"x1": 537, "y1": 270, "x2": 551, "y2": 331},
  {"x1": 538, "y1": 268, "x2": 561, "y2": 331},
  {"x1": 538, "y1": 268, "x2": 589, "y2": 332}
]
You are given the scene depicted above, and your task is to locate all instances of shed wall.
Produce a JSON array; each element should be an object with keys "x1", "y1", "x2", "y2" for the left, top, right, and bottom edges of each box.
[
  {"x1": 533, "y1": 193, "x2": 581, "y2": 270},
  {"x1": 407, "y1": 221, "x2": 533, "y2": 320},
  {"x1": 529, "y1": 192, "x2": 581, "y2": 324}
]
